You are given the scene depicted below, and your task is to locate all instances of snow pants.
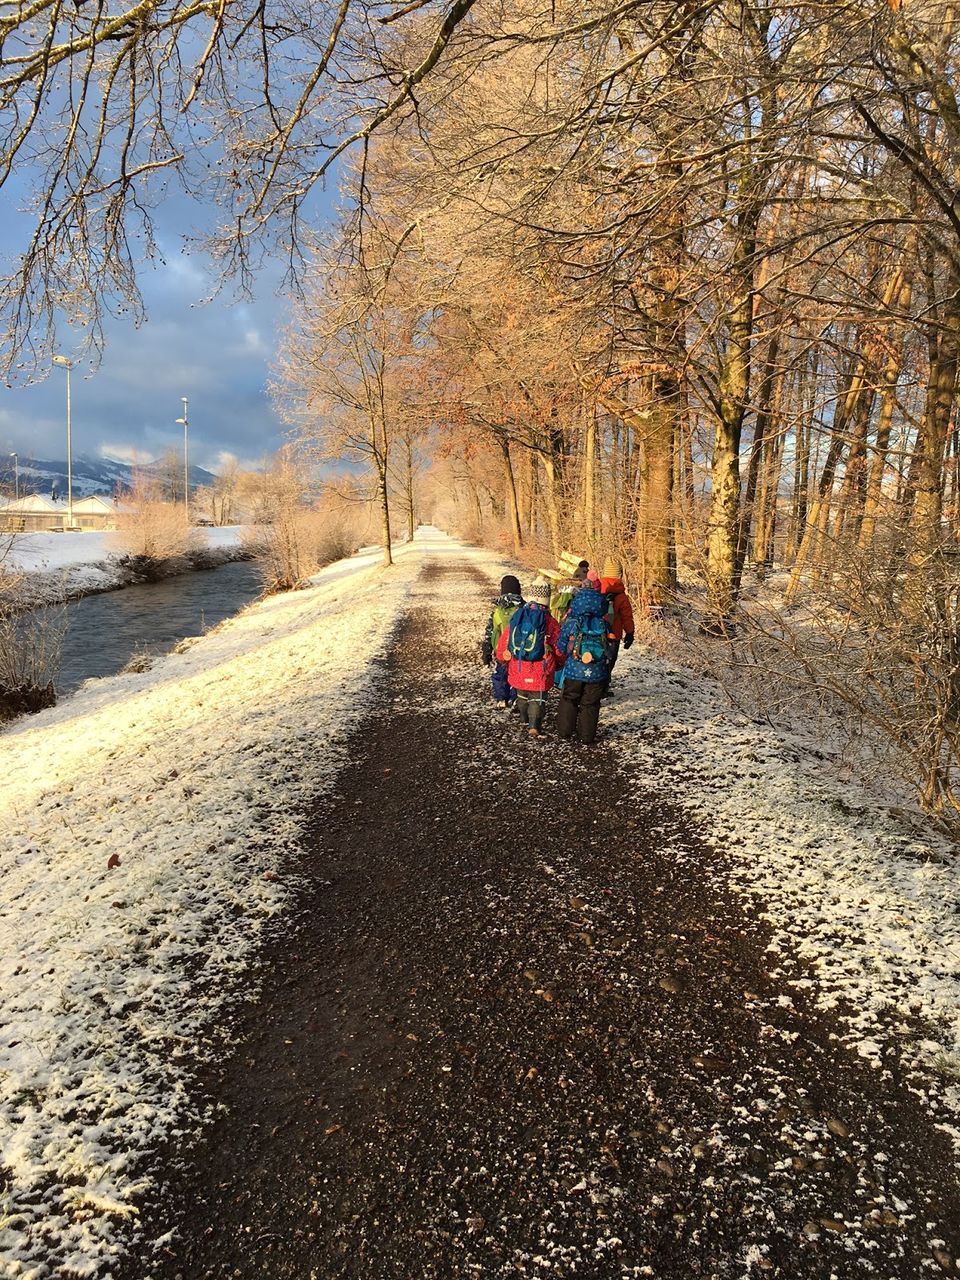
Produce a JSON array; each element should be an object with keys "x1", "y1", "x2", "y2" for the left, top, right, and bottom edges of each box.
[
  {"x1": 601, "y1": 639, "x2": 621, "y2": 696},
  {"x1": 515, "y1": 690, "x2": 547, "y2": 730},
  {"x1": 491, "y1": 661, "x2": 515, "y2": 704},
  {"x1": 556, "y1": 678, "x2": 604, "y2": 744}
]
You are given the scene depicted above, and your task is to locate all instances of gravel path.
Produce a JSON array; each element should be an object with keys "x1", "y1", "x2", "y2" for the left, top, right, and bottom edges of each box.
[{"x1": 119, "y1": 557, "x2": 960, "y2": 1280}]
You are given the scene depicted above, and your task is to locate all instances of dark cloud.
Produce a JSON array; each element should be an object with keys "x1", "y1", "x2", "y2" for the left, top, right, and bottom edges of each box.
[{"x1": 0, "y1": 183, "x2": 337, "y2": 473}]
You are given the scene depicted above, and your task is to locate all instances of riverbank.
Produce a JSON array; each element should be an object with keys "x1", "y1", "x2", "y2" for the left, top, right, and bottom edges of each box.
[
  {"x1": 0, "y1": 531, "x2": 446, "y2": 1278},
  {"x1": 3, "y1": 527, "x2": 249, "y2": 606}
]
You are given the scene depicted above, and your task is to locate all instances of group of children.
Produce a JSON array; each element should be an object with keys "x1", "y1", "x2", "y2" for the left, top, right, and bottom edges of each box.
[{"x1": 480, "y1": 560, "x2": 635, "y2": 745}]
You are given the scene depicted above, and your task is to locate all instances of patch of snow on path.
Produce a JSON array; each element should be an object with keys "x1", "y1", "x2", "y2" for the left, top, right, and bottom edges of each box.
[
  {"x1": 0, "y1": 528, "x2": 465, "y2": 1279},
  {"x1": 602, "y1": 645, "x2": 960, "y2": 1144}
]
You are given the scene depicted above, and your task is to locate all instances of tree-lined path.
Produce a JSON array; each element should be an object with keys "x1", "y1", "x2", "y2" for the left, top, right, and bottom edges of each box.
[{"x1": 118, "y1": 556, "x2": 960, "y2": 1280}]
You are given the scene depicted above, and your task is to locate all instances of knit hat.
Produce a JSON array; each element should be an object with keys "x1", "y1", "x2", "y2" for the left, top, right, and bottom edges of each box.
[
  {"x1": 586, "y1": 569, "x2": 601, "y2": 587},
  {"x1": 526, "y1": 578, "x2": 552, "y2": 603},
  {"x1": 602, "y1": 557, "x2": 622, "y2": 579},
  {"x1": 500, "y1": 574, "x2": 521, "y2": 596}
]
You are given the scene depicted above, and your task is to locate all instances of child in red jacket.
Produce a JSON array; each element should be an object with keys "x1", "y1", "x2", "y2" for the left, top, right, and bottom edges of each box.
[
  {"x1": 599, "y1": 568, "x2": 635, "y2": 697},
  {"x1": 495, "y1": 580, "x2": 561, "y2": 737}
]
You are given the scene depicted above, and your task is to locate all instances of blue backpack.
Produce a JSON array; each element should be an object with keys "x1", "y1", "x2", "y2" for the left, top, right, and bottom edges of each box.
[
  {"x1": 508, "y1": 604, "x2": 546, "y2": 661},
  {"x1": 571, "y1": 614, "x2": 609, "y2": 666}
]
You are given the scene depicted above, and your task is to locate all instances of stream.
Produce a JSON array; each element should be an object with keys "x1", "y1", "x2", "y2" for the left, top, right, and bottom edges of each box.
[{"x1": 34, "y1": 559, "x2": 264, "y2": 695}]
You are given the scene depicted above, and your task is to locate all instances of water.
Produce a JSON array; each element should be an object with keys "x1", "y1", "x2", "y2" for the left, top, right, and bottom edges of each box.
[{"x1": 36, "y1": 559, "x2": 265, "y2": 695}]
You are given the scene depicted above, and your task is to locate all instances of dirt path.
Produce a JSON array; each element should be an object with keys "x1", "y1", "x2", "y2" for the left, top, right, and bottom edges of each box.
[{"x1": 119, "y1": 558, "x2": 960, "y2": 1280}]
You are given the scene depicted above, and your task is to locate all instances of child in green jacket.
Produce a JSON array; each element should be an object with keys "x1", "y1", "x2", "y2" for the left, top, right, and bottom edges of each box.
[{"x1": 481, "y1": 575, "x2": 523, "y2": 707}]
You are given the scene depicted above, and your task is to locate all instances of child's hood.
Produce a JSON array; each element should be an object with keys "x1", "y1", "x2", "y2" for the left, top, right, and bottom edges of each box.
[
  {"x1": 568, "y1": 588, "x2": 608, "y2": 620},
  {"x1": 496, "y1": 591, "x2": 524, "y2": 607}
]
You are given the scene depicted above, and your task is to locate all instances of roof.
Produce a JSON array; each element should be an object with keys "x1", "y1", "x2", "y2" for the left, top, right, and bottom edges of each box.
[
  {"x1": 71, "y1": 495, "x2": 116, "y2": 513},
  {"x1": 0, "y1": 494, "x2": 62, "y2": 513}
]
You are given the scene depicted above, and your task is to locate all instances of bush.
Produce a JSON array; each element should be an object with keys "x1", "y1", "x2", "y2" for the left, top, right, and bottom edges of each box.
[
  {"x1": 111, "y1": 477, "x2": 199, "y2": 572},
  {"x1": 0, "y1": 579, "x2": 65, "y2": 721},
  {"x1": 246, "y1": 507, "x2": 356, "y2": 593}
]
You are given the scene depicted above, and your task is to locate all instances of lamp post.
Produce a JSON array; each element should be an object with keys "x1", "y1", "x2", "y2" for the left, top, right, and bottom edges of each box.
[
  {"x1": 8, "y1": 453, "x2": 17, "y2": 501},
  {"x1": 52, "y1": 355, "x2": 74, "y2": 529},
  {"x1": 175, "y1": 397, "x2": 189, "y2": 521}
]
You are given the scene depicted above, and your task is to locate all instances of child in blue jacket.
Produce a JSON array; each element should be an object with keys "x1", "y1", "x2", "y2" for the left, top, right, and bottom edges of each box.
[{"x1": 556, "y1": 583, "x2": 611, "y2": 744}]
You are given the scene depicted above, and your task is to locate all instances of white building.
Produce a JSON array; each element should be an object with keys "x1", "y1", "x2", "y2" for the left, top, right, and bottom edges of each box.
[
  {"x1": 70, "y1": 495, "x2": 118, "y2": 530},
  {"x1": 0, "y1": 493, "x2": 119, "y2": 532},
  {"x1": 0, "y1": 494, "x2": 64, "y2": 532}
]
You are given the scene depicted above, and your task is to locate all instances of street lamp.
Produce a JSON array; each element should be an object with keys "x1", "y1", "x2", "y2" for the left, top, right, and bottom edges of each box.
[
  {"x1": 52, "y1": 355, "x2": 74, "y2": 529},
  {"x1": 174, "y1": 396, "x2": 189, "y2": 521},
  {"x1": 8, "y1": 453, "x2": 17, "y2": 501}
]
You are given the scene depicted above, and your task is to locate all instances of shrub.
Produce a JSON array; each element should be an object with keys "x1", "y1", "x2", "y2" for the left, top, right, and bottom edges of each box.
[{"x1": 111, "y1": 475, "x2": 199, "y2": 572}]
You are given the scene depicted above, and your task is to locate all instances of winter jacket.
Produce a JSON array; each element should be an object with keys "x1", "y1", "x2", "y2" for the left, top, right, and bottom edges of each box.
[
  {"x1": 599, "y1": 577, "x2": 635, "y2": 641},
  {"x1": 482, "y1": 592, "x2": 523, "y2": 664},
  {"x1": 496, "y1": 604, "x2": 561, "y2": 692},
  {"x1": 557, "y1": 587, "x2": 612, "y2": 684},
  {"x1": 549, "y1": 585, "x2": 575, "y2": 624}
]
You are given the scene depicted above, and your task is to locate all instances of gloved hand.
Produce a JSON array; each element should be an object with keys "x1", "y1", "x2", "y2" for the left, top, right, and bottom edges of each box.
[{"x1": 623, "y1": 632, "x2": 634, "y2": 650}]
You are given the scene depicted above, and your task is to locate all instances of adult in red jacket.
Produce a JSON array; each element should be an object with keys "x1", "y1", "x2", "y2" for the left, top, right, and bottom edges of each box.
[
  {"x1": 599, "y1": 575, "x2": 635, "y2": 697},
  {"x1": 495, "y1": 584, "x2": 562, "y2": 736}
]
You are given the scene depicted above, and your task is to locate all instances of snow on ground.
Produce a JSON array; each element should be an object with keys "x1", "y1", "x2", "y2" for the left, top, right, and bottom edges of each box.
[
  {"x1": 604, "y1": 643, "x2": 960, "y2": 1146},
  {"x1": 3, "y1": 528, "x2": 246, "y2": 603},
  {"x1": 0, "y1": 528, "x2": 468, "y2": 1280}
]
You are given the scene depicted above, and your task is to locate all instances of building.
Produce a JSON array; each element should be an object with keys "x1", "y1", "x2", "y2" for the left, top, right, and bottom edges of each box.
[
  {"x1": 70, "y1": 495, "x2": 118, "y2": 530},
  {"x1": 0, "y1": 493, "x2": 119, "y2": 532},
  {"x1": 0, "y1": 494, "x2": 64, "y2": 532}
]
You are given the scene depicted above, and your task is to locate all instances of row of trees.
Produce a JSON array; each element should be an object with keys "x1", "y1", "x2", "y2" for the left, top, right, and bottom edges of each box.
[
  {"x1": 7, "y1": 1, "x2": 960, "y2": 814},
  {"x1": 276, "y1": 1, "x2": 960, "y2": 615},
  {"x1": 269, "y1": 2, "x2": 960, "y2": 820}
]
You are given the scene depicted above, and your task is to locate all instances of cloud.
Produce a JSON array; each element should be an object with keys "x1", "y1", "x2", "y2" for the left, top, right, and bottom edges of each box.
[
  {"x1": 97, "y1": 443, "x2": 153, "y2": 466},
  {"x1": 0, "y1": 207, "x2": 296, "y2": 472},
  {"x1": 0, "y1": 287, "x2": 291, "y2": 471}
]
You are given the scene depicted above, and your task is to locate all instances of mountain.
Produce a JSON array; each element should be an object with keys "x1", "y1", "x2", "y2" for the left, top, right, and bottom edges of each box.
[{"x1": 1, "y1": 454, "x2": 217, "y2": 499}]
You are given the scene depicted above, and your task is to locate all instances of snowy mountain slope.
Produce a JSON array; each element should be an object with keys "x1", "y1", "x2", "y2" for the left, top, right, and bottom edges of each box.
[{"x1": 1, "y1": 456, "x2": 216, "y2": 499}]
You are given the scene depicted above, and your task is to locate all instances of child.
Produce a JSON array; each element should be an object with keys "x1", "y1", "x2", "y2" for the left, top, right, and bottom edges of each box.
[
  {"x1": 496, "y1": 580, "x2": 560, "y2": 737},
  {"x1": 556, "y1": 581, "x2": 612, "y2": 745},
  {"x1": 598, "y1": 561, "x2": 635, "y2": 698},
  {"x1": 482, "y1": 574, "x2": 524, "y2": 708},
  {"x1": 549, "y1": 559, "x2": 589, "y2": 623}
]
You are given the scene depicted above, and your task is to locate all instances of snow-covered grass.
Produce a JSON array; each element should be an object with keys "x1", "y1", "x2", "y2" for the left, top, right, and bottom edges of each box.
[
  {"x1": 2, "y1": 528, "x2": 246, "y2": 603},
  {"x1": 0, "y1": 528, "x2": 459, "y2": 1279},
  {"x1": 604, "y1": 643, "x2": 960, "y2": 1147}
]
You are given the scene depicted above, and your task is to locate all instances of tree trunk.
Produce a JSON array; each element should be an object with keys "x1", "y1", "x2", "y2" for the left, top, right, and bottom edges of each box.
[
  {"x1": 736, "y1": 327, "x2": 781, "y2": 580},
  {"x1": 598, "y1": 388, "x2": 676, "y2": 605},
  {"x1": 540, "y1": 449, "x2": 562, "y2": 557},
  {"x1": 706, "y1": 199, "x2": 760, "y2": 625},
  {"x1": 904, "y1": 271, "x2": 960, "y2": 618},
  {"x1": 583, "y1": 401, "x2": 597, "y2": 549},
  {"x1": 784, "y1": 427, "x2": 845, "y2": 604},
  {"x1": 377, "y1": 459, "x2": 393, "y2": 567},
  {"x1": 498, "y1": 431, "x2": 523, "y2": 558},
  {"x1": 404, "y1": 436, "x2": 416, "y2": 542}
]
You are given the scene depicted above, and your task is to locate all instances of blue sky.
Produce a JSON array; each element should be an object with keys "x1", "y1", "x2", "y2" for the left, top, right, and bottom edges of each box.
[{"x1": 0, "y1": 182, "x2": 338, "y2": 474}]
